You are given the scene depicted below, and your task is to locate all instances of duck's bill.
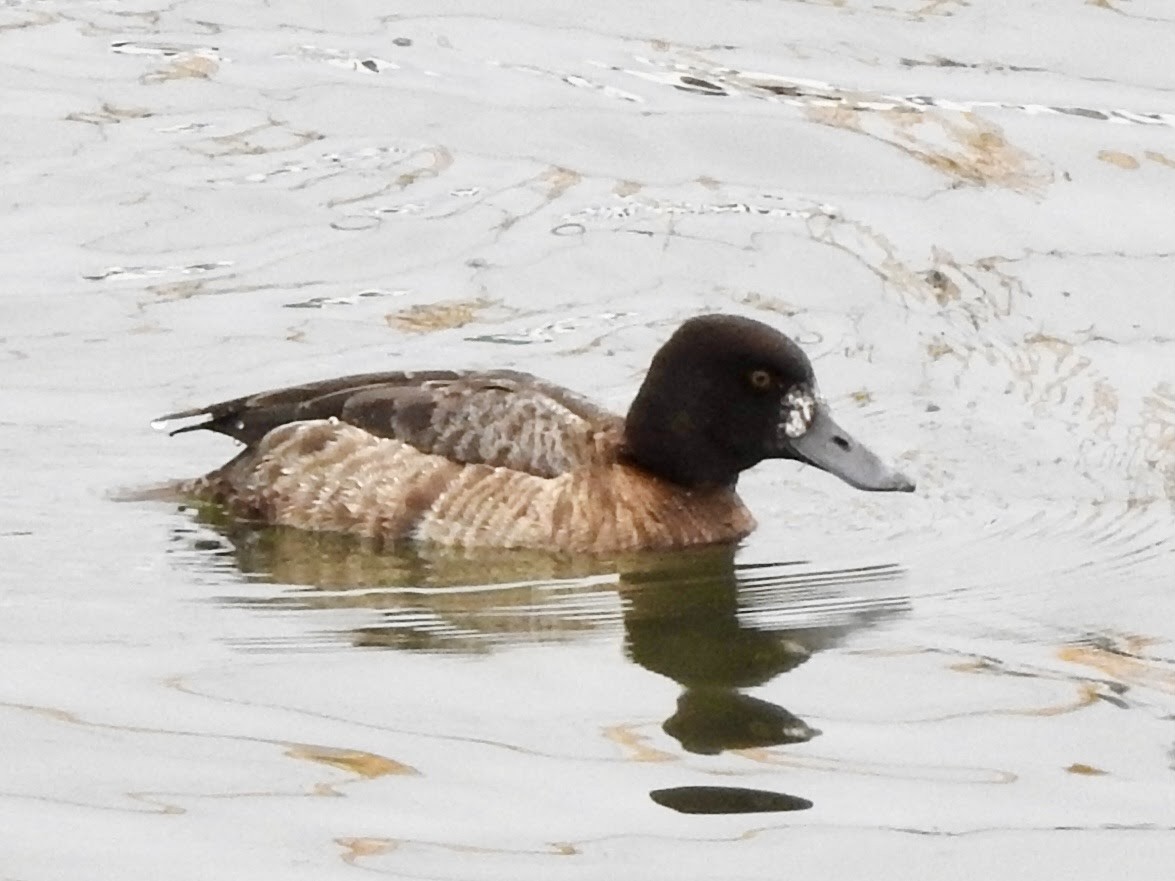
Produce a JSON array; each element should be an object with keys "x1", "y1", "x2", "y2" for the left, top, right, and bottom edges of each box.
[{"x1": 787, "y1": 407, "x2": 915, "y2": 492}]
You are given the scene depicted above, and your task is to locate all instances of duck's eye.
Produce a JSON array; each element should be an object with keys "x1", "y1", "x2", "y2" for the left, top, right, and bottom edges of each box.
[{"x1": 748, "y1": 369, "x2": 773, "y2": 391}]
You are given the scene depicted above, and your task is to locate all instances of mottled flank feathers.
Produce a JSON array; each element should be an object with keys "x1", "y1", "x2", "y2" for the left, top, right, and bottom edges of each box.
[{"x1": 183, "y1": 419, "x2": 756, "y2": 553}]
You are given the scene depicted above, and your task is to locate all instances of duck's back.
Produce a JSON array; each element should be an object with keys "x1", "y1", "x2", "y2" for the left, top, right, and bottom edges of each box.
[
  {"x1": 166, "y1": 369, "x2": 618, "y2": 474},
  {"x1": 166, "y1": 370, "x2": 753, "y2": 553}
]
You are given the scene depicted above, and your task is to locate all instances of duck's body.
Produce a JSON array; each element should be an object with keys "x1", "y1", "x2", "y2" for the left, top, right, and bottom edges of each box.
[{"x1": 159, "y1": 315, "x2": 913, "y2": 553}]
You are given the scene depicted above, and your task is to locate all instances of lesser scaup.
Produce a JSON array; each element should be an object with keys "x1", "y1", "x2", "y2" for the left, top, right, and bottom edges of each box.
[{"x1": 156, "y1": 314, "x2": 914, "y2": 553}]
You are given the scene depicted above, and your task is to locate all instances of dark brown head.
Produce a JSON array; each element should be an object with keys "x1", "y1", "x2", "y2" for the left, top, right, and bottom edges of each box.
[{"x1": 622, "y1": 314, "x2": 915, "y2": 492}]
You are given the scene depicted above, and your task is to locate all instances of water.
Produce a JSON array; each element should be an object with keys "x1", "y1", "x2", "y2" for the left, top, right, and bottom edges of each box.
[{"x1": 3, "y1": 1, "x2": 1175, "y2": 878}]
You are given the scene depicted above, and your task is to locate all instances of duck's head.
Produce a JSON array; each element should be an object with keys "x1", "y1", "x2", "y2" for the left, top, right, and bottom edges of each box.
[{"x1": 623, "y1": 314, "x2": 915, "y2": 492}]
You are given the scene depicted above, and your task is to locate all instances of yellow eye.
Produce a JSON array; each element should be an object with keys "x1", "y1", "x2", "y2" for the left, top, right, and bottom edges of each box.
[{"x1": 748, "y1": 369, "x2": 772, "y2": 390}]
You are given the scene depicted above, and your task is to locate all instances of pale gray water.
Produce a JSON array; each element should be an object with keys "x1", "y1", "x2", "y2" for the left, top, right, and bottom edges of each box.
[{"x1": 3, "y1": 1, "x2": 1175, "y2": 878}]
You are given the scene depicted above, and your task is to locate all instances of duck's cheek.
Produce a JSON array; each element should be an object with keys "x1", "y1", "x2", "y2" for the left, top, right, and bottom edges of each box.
[{"x1": 771, "y1": 386, "x2": 818, "y2": 455}]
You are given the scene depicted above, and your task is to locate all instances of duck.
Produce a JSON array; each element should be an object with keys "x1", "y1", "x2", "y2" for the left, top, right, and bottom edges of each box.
[{"x1": 155, "y1": 314, "x2": 914, "y2": 554}]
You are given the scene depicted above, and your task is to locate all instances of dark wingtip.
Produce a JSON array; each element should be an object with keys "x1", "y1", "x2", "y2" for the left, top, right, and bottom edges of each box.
[
  {"x1": 166, "y1": 422, "x2": 211, "y2": 437},
  {"x1": 153, "y1": 404, "x2": 209, "y2": 421},
  {"x1": 151, "y1": 410, "x2": 212, "y2": 436}
]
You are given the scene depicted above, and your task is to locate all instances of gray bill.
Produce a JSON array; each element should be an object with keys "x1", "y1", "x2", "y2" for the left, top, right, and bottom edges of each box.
[{"x1": 788, "y1": 406, "x2": 915, "y2": 492}]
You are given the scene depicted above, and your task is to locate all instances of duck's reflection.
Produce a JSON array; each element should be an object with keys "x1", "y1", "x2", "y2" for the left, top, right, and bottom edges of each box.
[
  {"x1": 172, "y1": 508, "x2": 909, "y2": 812},
  {"x1": 616, "y1": 549, "x2": 903, "y2": 755}
]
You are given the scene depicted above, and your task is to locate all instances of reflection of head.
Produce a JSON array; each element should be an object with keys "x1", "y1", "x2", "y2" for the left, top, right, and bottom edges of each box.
[{"x1": 664, "y1": 688, "x2": 820, "y2": 755}]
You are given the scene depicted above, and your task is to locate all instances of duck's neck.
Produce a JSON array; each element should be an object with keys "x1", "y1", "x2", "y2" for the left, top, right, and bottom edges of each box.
[{"x1": 621, "y1": 383, "x2": 744, "y2": 490}]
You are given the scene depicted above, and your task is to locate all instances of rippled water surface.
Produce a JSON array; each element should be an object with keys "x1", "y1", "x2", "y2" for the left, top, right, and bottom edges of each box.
[{"x1": 4, "y1": 1, "x2": 1175, "y2": 878}]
